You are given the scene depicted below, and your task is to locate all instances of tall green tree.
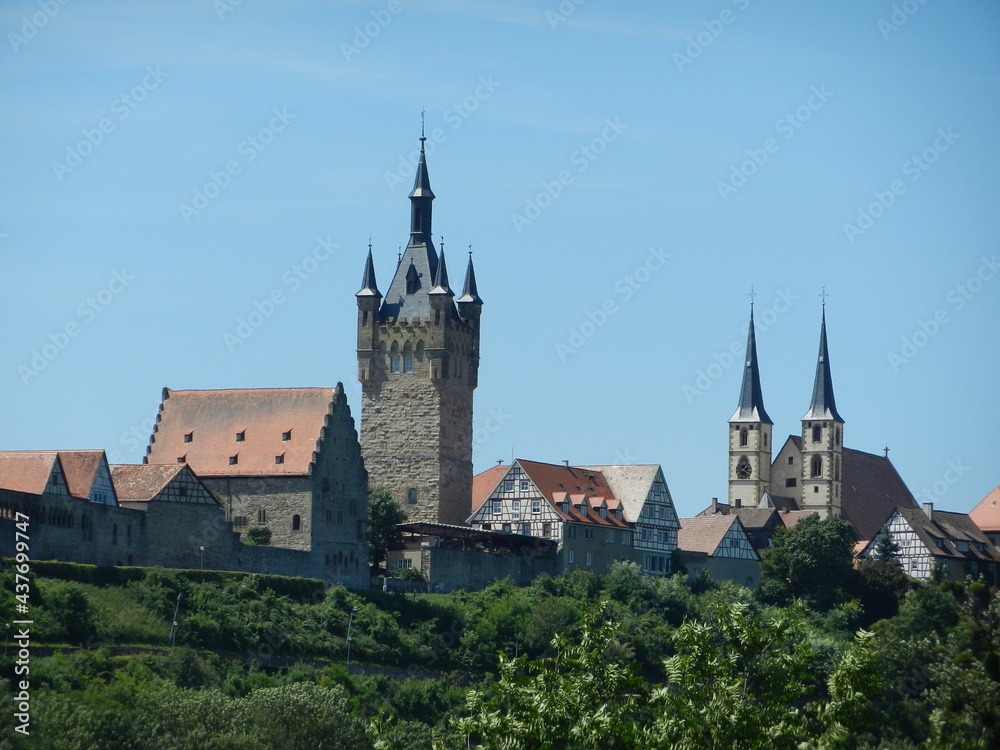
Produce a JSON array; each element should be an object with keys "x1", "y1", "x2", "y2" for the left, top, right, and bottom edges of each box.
[
  {"x1": 759, "y1": 515, "x2": 858, "y2": 610},
  {"x1": 872, "y1": 524, "x2": 902, "y2": 564},
  {"x1": 367, "y1": 487, "x2": 407, "y2": 571}
]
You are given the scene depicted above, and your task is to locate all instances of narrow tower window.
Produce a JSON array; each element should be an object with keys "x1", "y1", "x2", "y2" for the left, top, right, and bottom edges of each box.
[
  {"x1": 405, "y1": 263, "x2": 420, "y2": 294},
  {"x1": 812, "y1": 425, "x2": 822, "y2": 442},
  {"x1": 739, "y1": 428, "x2": 748, "y2": 447},
  {"x1": 292, "y1": 514, "x2": 301, "y2": 531},
  {"x1": 811, "y1": 455, "x2": 822, "y2": 478}
]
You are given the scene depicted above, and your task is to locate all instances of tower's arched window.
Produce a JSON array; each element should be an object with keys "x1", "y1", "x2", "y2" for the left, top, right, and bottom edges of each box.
[
  {"x1": 811, "y1": 455, "x2": 822, "y2": 478},
  {"x1": 739, "y1": 428, "x2": 748, "y2": 447},
  {"x1": 812, "y1": 425, "x2": 822, "y2": 443},
  {"x1": 835, "y1": 455, "x2": 841, "y2": 481},
  {"x1": 292, "y1": 514, "x2": 301, "y2": 531},
  {"x1": 836, "y1": 427, "x2": 841, "y2": 446}
]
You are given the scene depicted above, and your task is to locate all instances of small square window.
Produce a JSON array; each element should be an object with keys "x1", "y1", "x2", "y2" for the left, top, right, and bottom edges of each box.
[
  {"x1": 178, "y1": 487, "x2": 187, "y2": 497},
  {"x1": 275, "y1": 454, "x2": 284, "y2": 465},
  {"x1": 520, "y1": 480, "x2": 529, "y2": 491},
  {"x1": 229, "y1": 455, "x2": 238, "y2": 465},
  {"x1": 257, "y1": 509, "x2": 266, "y2": 523},
  {"x1": 531, "y1": 500, "x2": 541, "y2": 514},
  {"x1": 504, "y1": 480, "x2": 513, "y2": 492},
  {"x1": 184, "y1": 432, "x2": 193, "y2": 443},
  {"x1": 785, "y1": 478, "x2": 797, "y2": 488},
  {"x1": 236, "y1": 431, "x2": 245, "y2": 442},
  {"x1": 282, "y1": 431, "x2": 291, "y2": 441},
  {"x1": 492, "y1": 500, "x2": 502, "y2": 515},
  {"x1": 788, "y1": 456, "x2": 794, "y2": 465}
]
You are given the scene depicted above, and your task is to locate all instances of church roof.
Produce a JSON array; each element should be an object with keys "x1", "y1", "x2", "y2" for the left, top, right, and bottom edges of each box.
[
  {"x1": 969, "y1": 486, "x2": 1000, "y2": 533},
  {"x1": 803, "y1": 308, "x2": 844, "y2": 422},
  {"x1": 730, "y1": 307, "x2": 772, "y2": 424},
  {"x1": 146, "y1": 386, "x2": 344, "y2": 477}
]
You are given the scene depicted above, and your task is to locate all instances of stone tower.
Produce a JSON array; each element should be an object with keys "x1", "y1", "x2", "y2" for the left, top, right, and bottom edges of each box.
[
  {"x1": 799, "y1": 305, "x2": 844, "y2": 516},
  {"x1": 356, "y1": 136, "x2": 482, "y2": 526},
  {"x1": 728, "y1": 303, "x2": 773, "y2": 508}
]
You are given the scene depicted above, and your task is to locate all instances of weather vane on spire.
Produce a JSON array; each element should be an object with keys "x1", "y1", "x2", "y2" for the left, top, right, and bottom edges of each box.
[
  {"x1": 420, "y1": 107, "x2": 426, "y2": 142},
  {"x1": 748, "y1": 284, "x2": 757, "y2": 306},
  {"x1": 820, "y1": 285, "x2": 828, "y2": 306},
  {"x1": 468, "y1": 243, "x2": 473, "y2": 257}
]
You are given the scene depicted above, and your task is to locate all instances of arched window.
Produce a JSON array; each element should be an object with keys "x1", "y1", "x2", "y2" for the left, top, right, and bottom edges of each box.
[
  {"x1": 739, "y1": 428, "x2": 748, "y2": 447},
  {"x1": 405, "y1": 263, "x2": 419, "y2": 294},
  {"x1": 812, "y1": 425, "x2": 822, "y2": 443},
  {"x1": 835, "y1": 455, "x2": 841, "y2": 481},
  {"x1": 292, "y1": 514, "x2": 301, "y2": 531},
  {"x1": 811, "y1": 455, "x2": 822, "y2": 478}
]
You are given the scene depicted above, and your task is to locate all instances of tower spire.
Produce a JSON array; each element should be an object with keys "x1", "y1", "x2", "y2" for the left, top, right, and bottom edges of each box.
[
  {"x1": 430, "y1": 240, "x2": 453, "y2": 295},
  {"x1": 803, "y1": 304, "x2": 843, "y2": 421},
  {"x1": 356, "y1": 242, "x2": 381, "y2": 298},
  {"x1": 730, "y1": 298, "x2": 771, "y2": 423},
  {"x1": 409, "y1": 122, "x2": 435, "y2": 246},
  {"x1": 457, "y1": 248, "x2": 483, "y2": 304}
]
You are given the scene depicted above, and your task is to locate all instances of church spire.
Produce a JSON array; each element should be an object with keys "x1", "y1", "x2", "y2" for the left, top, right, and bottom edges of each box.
[
  {"x1": 356, "y1": 242, "x2": 381, "y2": 298},
  {"x1": 457, "y1": 250, "x2": 482, "y2": 304},
  {"x1": 730, "y1": 302, "x2": 771, "y2": 424},
  {"x1": 803, "y1": 305, "x2": 844, "y2": 422}
]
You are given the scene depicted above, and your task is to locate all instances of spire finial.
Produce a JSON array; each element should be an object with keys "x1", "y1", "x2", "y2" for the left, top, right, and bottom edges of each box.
[
  {"x1": 820, "y1": 285, "x2": 828, "y2": 306},
  {"x1": 883, "y1": 445, "x2": 890, "y2": 459},
  {"x1": 420, "y1": 107, "x2": 426, "y2": 143},
  {"x1": 748, "y1": 284, "x2": 757, "y2": 306},
  {"x1": 468, "y1": 243, "x2": 473, "y2": 257},
  {"x1": 368, "y1": 235, "x2": 372, "y2": 252}
]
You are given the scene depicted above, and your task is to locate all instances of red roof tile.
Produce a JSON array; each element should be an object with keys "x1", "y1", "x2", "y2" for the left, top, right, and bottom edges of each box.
[
  {"x1": 677, "y1": 515, "x2": 737, "y2": 555},
  {"x1": 110, "y1": 464, "x2": 185, "y2": 501},
  {"x1": 0, "y1": 450, "x2": 106, "y2": 500},
  {"x1": 969, "y1": 486, "x2": 1000, "y2": 533},
  {"x1": 471, "y1": 464, "x2": 508, "y2": 514},
  {"x1": 146, "y1": 387, "x2": 341, "y2": 476}
]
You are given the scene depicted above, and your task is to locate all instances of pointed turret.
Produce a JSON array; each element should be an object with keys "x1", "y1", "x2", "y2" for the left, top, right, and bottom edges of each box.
[
  {"x1": 730, "y1": 306, "x2": 771, "y2": 424},
  {"x1": 457, "y1": 252, "x2": 483, "y2": 304},
  {"x1": 803, "y1": 307, "x2": 843, "y2": 422},
  {"x1": 356, "y1": 246, "x2": 382, "y2": 298},
  {"x1": 408, "y1": 137, "x2": 435, "y2": 245},
  {"x1": 429, "y1": 246, "x2": 454, "y2": 296}
]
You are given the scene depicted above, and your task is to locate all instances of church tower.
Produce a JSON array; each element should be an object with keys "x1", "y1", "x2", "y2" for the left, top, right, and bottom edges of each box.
[
  {"x1": 356, "y1": 134, "x2": 482, "y2": 526},
  {"x1": 728, "y1": 301, "x2": 773, "y2": 508},
  {"x1": 799, "y1": 304, "x2": 844, "y2": 517}
]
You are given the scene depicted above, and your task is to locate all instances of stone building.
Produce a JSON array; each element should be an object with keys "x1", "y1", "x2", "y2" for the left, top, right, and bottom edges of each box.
[
  {"x1": 726, "y1": 302, "x2": 920, "y2": 542},
  {"x1": 676, "y1": 514, "x2": 760, "y2": 587},
  {"x1": 144, "y1": 384, "x2": 369, "y2": 588},
  {"x1": 356, "y1": 135, "x2": 482, "y2": 526}
]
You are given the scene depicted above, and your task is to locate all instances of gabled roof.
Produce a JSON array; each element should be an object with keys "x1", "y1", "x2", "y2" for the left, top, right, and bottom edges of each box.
[
  {"x1": 577, "y1": 464, "x2": 663, "y2": 523},
  {"x1": 779, "y1": 510, "x2": 818, "y2": 529},
  {"x1": 0, "y1": 450, "x2": 108, "y2": 501},
  {"x1": 471, "y1": 464, "x2": 509, "y2": 514},
  {"x1": 146, "y1": 386, "x2": 345, "y2": 476},
  {"x1": 870, "y1": 506, "x2": 1000, "y2": 564},
  {"x1": 678, "y1": 515, "x2": 748, "y2": 556},
  {"x1": 969, "y1": 486, "x2": 1000, "y2": 533}
]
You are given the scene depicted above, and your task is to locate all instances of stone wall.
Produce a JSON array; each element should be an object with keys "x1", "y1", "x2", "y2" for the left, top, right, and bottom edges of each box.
[{"x1": 388, "y1": 545, "x2": 556, "y2": 593}]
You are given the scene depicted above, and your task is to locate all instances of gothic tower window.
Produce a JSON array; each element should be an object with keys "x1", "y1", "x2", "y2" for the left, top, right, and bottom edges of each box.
[
  {"x1": 405, "y1": 263, "x2": 419, "y2": 294},
  {"x1": 811, "y1": 455, "x2": 822, "y2": 477},
  {"x1": 739, "y1": 428, "x2": 748, "y2": 447},
  {"x1": 812, "y1": 425, "x2": 822, "y2": 442},
  {"x1": 292, "y1": 514, "x2": 301, "y2": 531}
]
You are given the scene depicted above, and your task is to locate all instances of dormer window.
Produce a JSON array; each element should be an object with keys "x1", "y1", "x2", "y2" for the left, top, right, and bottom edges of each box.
[
  {"x1": 580, "y1": 505, "x2": 588, "y2": 517},
  {"x1": 229, "y1": 455, "x2": 238, "y2": 465},
  {"x1": 236, "y1": 431, "x2": 245, "y2": 442},
  {"x1": 184, "y1": 432, "x2": 193, "y2": 443},
  {"x1": 405, "y1": 263, "x2": 420, "y2": 294},
  {"x1": 599, "y1": 507, "x2": 607, "y2": 519},
  {"x1": 275, "y1": 454, "x2": 284, "y2": 465},
  {"x1": 282, "y1": 431, "x2": 291, "y2": 441}
]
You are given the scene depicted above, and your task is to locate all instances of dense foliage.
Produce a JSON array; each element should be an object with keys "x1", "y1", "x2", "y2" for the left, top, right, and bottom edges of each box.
[{"x1": 0, "y1": 518, "x2": 996, "y2": 749}]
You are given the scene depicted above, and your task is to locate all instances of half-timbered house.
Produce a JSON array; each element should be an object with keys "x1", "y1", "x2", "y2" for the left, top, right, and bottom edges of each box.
[{"x1": 677, "y1": 514, "x2": 760, "y2": 587}]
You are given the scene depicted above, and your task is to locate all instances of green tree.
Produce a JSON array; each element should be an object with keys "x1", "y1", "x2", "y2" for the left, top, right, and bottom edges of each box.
[
  {"x1": 872, "y1": 523, "x2": 902, "y2": 564},
  {"x1": 368, "y1": 487, "x2": 407, "y2": 571},
  {"x1": 244, "y1": 526, "x2": 272, "y2": 546},
  {"x1": 759, "y1": 515, "x2": 858, "y2": 610}
]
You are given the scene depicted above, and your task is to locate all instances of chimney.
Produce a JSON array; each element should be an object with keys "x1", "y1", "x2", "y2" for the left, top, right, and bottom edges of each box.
[
  {"x1": 923, "y1": 502, "x2": 934, "y2": 522},
  {"x1": 711, "y1": 497, "x2": 718, "y2": 514},
  {"x1": 562, "y1": 460, "x2": 569, "y2": 467},
  {"x1": 734, "y1": 497, "x2": 742, "y2": 509}
]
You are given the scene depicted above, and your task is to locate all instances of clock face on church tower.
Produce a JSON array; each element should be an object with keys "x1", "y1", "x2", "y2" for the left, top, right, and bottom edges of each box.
[{"x1": 736, "y1": 457, "x2": 752, "y2": 479}]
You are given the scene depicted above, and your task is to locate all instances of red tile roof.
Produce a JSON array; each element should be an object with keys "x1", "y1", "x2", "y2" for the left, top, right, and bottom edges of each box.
[
  {"x1": 110, "y1": 464, "x2": 184, "y2": 501},
  {"x1": 471, "y1": 464, "x2": 508, "y2": 514},
  {"x1": 146, "y1": 387, "x2": 341, "y2": 476},
  {"x1": 677, "y1": 515, "x2": 738, "y2": 555},
  {"x1": 969, "y1": 486, "x2": 1000, "y2": 533},
  {"x1": 0, "y1": 450, "x2": 106, "y2": 500}
]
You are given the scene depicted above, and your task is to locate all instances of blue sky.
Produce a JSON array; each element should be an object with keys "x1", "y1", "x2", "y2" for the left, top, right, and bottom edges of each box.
[{"x1": 2, "y1": 0, "x2": 998, "y2": 519}]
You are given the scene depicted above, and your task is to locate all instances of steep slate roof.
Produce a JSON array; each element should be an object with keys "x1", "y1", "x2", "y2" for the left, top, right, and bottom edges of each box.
[
  {"x1": 0, "y1": 450, "x2": 106, "y2": 500},
  {"x1": 471, "y1": 464, "x2": 509, "y2": 514},
  {"x1": 803, "y1": 308, "x2": 844, "y2": 422},
  {"x1": 730, "y1": 307, "x2": 772, "y2": 424},
  {"x1": 678, "y1": 515, "x2": 749, "y2": 556},
  {"x1": 146, "y1": 387, "x2": 341, "y2": 477},
  {"x1": 969, "y1": 486, "x2": 1000, "y2": 533},
  {"x1": 578, "y1": 464, "x2": 661, "y2": 522}
]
